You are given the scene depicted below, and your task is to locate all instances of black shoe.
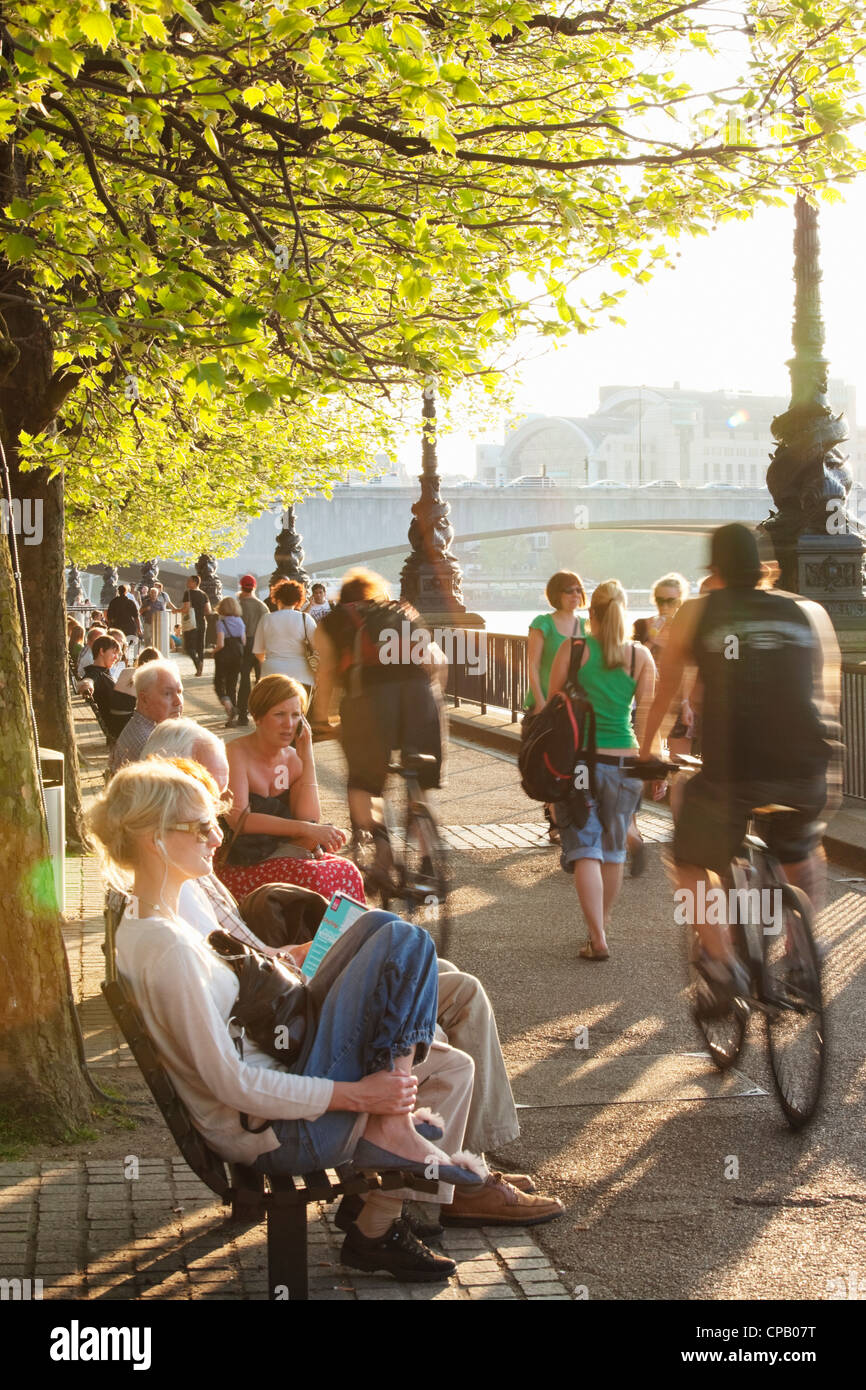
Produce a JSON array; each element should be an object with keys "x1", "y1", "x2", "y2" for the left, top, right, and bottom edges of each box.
[
  {"x1": 693, "y1": 951, "x2": 750, "y2": 1021},
  {"x1": 236, "y1": 715, "x2": 250, "y2": 726},
  {"x1": 334, "y1": 1194, "x2": 444, "y2": 1244},
  {"x1": 340, "y1": 1218, "x2": 455, "y2": 1283}
]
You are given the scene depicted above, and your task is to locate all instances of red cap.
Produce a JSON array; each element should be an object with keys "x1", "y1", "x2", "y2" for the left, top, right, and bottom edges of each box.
[{"x1": 239, "y1": 574, "x2": 257, "y2": 591}]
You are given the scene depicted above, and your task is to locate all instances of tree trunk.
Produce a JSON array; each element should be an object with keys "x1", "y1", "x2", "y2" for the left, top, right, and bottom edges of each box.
[
  {"x1": 0, "y1": 527, "x2": 91, "y2": 1132},
  {"x1": 0, "y1": 140, "x2": 84, "y2": 843}
]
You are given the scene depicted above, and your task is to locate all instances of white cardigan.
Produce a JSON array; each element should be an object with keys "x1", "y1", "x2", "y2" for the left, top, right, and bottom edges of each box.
[{"x1": 116, "y1": 909, "x2": 333, "y2": 1164}]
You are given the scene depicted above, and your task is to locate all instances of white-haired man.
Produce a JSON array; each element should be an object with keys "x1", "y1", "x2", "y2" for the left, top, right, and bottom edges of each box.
[
  {"x1": 142, "y1": 717, "x2": 563, "y2": 1231},
  {"x1": 110, "y1": 660, "x2": 184, "y2": 773}
]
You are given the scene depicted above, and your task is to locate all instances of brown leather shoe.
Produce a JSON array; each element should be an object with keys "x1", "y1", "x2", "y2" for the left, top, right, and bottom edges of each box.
[
  {"x1": 499, "y1": 1172, "x2": 536, "y2": 1194},
  {"x1": 441, "y1": 1173, "x2": 563, "y2": 1227}
]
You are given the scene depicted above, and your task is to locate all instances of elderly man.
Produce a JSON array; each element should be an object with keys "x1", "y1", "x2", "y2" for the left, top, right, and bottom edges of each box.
[
  {"x1": 109, "y1": 659, "x2": 184, "y2": 773},
  {"x1": 141, "y1": 717, "x2": 562, "y2": 1231}
]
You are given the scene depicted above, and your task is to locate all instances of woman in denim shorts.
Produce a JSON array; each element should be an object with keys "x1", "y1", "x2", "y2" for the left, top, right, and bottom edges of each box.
[{"x1": 547, "y1": 580, "x2": 657, "y2": 961}]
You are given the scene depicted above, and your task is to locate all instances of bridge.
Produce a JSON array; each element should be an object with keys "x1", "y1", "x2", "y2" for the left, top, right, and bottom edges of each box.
[{"x1": 230, "y1": 483, "x2": 773, "y2": 577}]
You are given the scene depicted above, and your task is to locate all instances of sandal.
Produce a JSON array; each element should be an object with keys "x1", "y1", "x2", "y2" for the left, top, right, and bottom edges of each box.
[{"x1": 579, "y1": 939, "x2": 610, "y2": 962}]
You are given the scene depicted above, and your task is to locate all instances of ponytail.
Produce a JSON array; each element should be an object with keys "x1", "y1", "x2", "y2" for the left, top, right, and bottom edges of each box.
[{"x1": 590, "y1": 580, "x2": 628, "y2": 669}]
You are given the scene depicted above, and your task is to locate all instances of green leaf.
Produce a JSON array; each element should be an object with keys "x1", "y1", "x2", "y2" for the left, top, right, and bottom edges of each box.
[
  {"x1": 3, "y1": 233, "x2": 38, "y2": 262},
  {"x1": 79, "y1": 9, "x2": 115, "y2": 51}
]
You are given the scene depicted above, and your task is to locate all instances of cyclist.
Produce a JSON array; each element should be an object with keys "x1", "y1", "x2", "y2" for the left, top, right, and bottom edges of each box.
[
  {"x1": 310, "y1": 568, "x2": 447, "y2": 892},
  {"x1": 638, "y1": 524, "x2": 841, "y2": 1016}
]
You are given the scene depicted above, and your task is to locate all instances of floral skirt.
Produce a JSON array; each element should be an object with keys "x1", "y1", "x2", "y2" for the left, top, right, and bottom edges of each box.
[{"x1": 215, "y1": 853, "x2": 365, "y2": 906}]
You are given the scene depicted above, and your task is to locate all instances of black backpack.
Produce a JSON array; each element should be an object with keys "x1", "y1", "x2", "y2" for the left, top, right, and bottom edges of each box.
[{"x1": 518, "y1": 639, "x2": 598, "y2": 827}]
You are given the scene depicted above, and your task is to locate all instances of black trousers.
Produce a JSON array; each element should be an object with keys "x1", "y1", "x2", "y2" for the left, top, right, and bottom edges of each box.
[{"x1": 236, "y1": 649, "x2": 260, "y2": 718}]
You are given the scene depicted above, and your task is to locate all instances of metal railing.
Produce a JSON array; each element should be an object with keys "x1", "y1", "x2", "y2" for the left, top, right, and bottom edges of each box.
[
  {"x1": 841, "y1": 662, "x2": 866, "y2": 801},
  {"x1": 447, "y1": 631, "x2": 866, "y2": 802}
]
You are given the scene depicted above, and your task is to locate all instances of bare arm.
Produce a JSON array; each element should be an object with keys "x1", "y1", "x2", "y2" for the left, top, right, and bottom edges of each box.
[
  {"x1": 631, "y1": 644, "x2": 658, "y2": 751},
  {"x1": 310, "y1": 624, "x2": 338, "y2": 723},
  {"x1": 638, "y1": 599, "x2": 702, "y2": 760},
  {"x1": 526, "y1": 626, "x2": 545, "y2": 708}
]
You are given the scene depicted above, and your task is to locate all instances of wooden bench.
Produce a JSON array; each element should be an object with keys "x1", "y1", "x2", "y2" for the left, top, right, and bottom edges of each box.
[{"x1": 101, "y1": 975, "x2": 437, "y2": 1300}]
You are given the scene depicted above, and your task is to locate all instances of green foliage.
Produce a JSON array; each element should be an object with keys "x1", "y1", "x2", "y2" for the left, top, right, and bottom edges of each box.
[{"x1": 0, "y1": 2, "x2": 864, "y2": 557}]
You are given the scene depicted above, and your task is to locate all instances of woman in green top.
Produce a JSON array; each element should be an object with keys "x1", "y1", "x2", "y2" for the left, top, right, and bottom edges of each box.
[
  {"x1": 525, "y1": 571, "x2": 587, "y2": 843},
  {"x1": 547, "y1": 579, "x2": 657, "y2": 961},
  {"x1": 525, "y1": 570, "x2": 586, "y2": 712}
]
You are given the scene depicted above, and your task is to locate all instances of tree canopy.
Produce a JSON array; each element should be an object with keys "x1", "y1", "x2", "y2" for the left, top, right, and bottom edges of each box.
[{"x1": 1, "y1": 0, "x2": 865, "y2": 559}]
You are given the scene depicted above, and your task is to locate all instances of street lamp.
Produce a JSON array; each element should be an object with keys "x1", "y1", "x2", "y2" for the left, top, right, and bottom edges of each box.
[{"x1": 760, "y1": 194, "x2": 866, "y2": 656}]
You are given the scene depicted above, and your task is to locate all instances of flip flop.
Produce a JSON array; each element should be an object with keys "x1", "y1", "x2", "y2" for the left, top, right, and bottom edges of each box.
[
  {"x1": 352, "y1": 1139, "x2": 485, "y2": 1187},
  {"x1": 578, "y1": 940, "x2": 610, "y2": 961}
]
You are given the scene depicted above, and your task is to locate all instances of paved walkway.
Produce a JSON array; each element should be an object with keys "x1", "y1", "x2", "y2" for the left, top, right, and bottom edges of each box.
[
  {"x1": 1, "y1": 664, "x2": 574, "y2": 1302},
  {"x1": 4, "y1": 654, "x2": 864, "y2": 1301}
]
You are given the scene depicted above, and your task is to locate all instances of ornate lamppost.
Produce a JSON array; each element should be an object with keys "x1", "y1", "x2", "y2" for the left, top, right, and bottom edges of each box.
[
  {"x1": 99, "y1": 564, "x2": 119, "y2": 608},
  {"x1": 195, "y1": 553, "x2": 223, "y2": 607},
  {"x1": 760, "y1": 194, "x2": 866, "y2": 655},
  {"x1": 65, "y1": 562, "x2": 84, "y2": 607},
  {"x1": 270, "y1": 504, "x2": 311, "y2": 592},
  {"x1": 400, "y1": 382, "x2": 477, "y2": 623}
]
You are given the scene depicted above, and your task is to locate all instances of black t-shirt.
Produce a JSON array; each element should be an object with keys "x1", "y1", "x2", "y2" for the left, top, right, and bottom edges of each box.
[
  {"x1": 320, "y1": 601, "x2": 433, "y2": 686},
  {"x1": 691, "y1": 587, "x2": 830, "y2": 783},
  {"x1": 185, "y1": 588, "x2": 208, "y2": 629}
]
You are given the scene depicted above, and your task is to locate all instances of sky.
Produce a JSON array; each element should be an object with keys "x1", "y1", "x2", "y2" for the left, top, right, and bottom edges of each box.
[{"x1": 410, "y1": 181, "x2": 866, "y2": 476}]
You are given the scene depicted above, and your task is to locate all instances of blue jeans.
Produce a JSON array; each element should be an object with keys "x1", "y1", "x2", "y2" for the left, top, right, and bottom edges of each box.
[
  {"x1": 557, "y1": 763, "x2": 643, "y2": 867},
  {"x1": 255, "y1": 911, "x2": 438, "y2": 1176}
]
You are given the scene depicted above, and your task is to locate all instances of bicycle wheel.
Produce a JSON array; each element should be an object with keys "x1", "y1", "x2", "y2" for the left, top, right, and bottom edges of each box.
[
  {"x1": 763, "y1": 883, "x2": 825, "y2": 1130},
  {"x1": 687, "y1": 929, "x2": 749, "y2": 1071},
  {"x1": 396, "y1": 803, "x2": 452, "y2": 958}
]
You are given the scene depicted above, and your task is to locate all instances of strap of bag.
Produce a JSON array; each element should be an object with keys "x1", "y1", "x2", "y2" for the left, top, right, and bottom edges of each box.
[
  {"x1": 213, "y1": 805, "x2": 251, "y2": 872},
  {"x1": 565, "y1": 637, "x2": 586, "y2": 698},
  {"x1": 630, "y1": 641, "x2": 636, "y2": 678}
]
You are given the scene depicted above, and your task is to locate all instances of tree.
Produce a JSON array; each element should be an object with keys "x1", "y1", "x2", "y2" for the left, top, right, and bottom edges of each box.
[{"x1": 1, "y1": 0, "x2": 865, "y2": 1127}]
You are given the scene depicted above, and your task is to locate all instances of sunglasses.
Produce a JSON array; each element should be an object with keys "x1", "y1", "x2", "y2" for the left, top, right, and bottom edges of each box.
[
  {"x1": 167, "y1": 820, "x2": 219, "y2": 842},
  {"x1": 656, "y1": 596, "x2": 679, "y2": 606},
  {"x1": 561, "y1": 586, "x2": 583, "y2": 596}
]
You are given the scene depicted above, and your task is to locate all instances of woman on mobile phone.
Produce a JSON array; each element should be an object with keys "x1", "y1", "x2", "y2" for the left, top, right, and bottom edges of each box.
[{"x1": 218, "y1": 674, "x2": 365, "y2": 903}]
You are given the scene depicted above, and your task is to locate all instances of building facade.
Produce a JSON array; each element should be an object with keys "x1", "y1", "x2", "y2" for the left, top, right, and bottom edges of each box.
[{"x1": 477, "y1": 382, "x2": 865, "y2": 488}]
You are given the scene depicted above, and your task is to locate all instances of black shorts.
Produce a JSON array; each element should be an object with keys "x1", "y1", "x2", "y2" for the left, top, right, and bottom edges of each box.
[
  {"x1": 339, "y1": 680, "x2": 445, "y2": 796},
  {"x1": 673, "y1": 771, "x2": 827, "y2": 874}
]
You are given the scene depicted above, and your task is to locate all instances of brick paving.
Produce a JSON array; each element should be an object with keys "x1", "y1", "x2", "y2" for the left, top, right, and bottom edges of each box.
[{"x1": 0, "y1": 674, "x2": 577, "y2": 1301}]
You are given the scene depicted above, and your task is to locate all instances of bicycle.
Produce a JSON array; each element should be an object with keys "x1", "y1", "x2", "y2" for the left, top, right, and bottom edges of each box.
[
  {"x1": 350, "y1": 752, "x2": 452, "y2": 959},
  {"x1": 637, "y1": 757, "x2": 826, "y2": 1131}
]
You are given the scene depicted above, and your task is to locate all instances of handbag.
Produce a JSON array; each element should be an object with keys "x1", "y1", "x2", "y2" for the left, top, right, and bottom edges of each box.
[
  {"x1": 214, "y1": 803, "x2": 313, "y2": 870},
  {"x1": 209, "y1": 928, "x2": 314, "y2": 1067},
  {"x1": 302, "y1": 613, "x2": 320, "y2": 676}
]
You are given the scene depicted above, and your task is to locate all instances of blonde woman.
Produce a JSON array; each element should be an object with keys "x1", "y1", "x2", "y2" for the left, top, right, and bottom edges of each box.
[
  {"x1": 86, "y1": 760, "x2": 482, "y2": 1280},
  {"x1": 213, "y1": 595, "x2": 246, "y2": 726},
  {"x1": 547, "y1": 580, "x2": 656, "y2": 960}
]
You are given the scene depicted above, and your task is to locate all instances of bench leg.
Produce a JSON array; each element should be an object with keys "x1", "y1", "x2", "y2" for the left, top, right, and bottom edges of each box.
[{"x1": 267, "y1": 1200, "x2": 309, "y2": 1301}]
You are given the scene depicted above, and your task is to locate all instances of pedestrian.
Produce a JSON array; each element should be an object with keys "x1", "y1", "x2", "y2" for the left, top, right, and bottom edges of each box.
[
  {"x1": 524, "y1": 570, "x2": 587, "y2": 844},
  {"x1": 305, "y1": 582, "x2": 332, "y2": 623},
  {"x1": 546, "y1": 579, "x2": 657, "y2": 961},
  {"x1": 236, "y1": 574, "x2": 269, "y2": 727},
  {"x1": 106, "y1": 583, "x2": 143, "y2": 662},
  {"x1": 213, "y1": 596, "x2": 246, "y2": 727},
  {"x1": 181, "y1": 574, "x2": 211, "y2": 677},
  {"x1": 253, "y1": 579, "x2": 317, "y2": 696}
]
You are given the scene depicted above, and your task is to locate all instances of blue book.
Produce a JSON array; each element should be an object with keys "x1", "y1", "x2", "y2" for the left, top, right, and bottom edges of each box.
[{"x1": 301, "y1": 892, "x2": 367, "y2": 979}]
